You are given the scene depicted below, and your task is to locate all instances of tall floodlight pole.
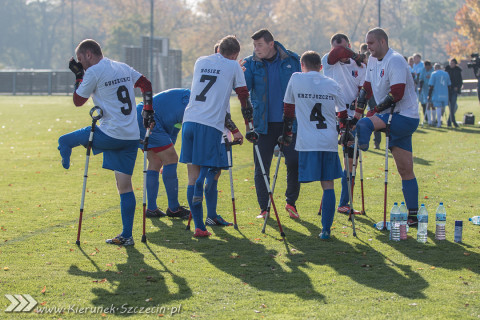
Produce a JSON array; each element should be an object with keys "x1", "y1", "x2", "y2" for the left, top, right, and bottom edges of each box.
[
  {"x1": 150, "y1": 0, "x2": 154, "y2": 90},
  {"x1": 378, "y1": 0, "x2": 381, "y2": 27},
  {"x1": 71, "y1": 0, "x2": 75, "y2": 56}
]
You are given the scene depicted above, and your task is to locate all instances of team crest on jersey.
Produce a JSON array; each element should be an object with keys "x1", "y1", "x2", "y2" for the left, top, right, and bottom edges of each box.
[
  {"x1": 380, "y1": 69, "x2": 385, "y2": 78},
  {"x1": 352, "y1": 70, "x2": 358, "y2": 78}
]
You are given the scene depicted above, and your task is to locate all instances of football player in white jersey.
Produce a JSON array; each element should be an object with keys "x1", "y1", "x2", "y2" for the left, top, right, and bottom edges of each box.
[
  {"x1": 58, "y1": 39, "x2": 155, "y2": 246},
  {"x1": 355, "y1": 28, "x2": 420, "y2": 226},
  {"x1": 322, "y1": 33, "x2": 366, "y2": 215},
  {"x1": 280, "y1": 50, "x2": 348, "y2": 240},
  {"x1": 179, "y1": 35, "x2": 252, "y2": 237}
]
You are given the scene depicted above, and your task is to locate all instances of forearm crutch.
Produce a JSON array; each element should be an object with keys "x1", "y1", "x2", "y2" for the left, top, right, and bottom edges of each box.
[
  {"x1": 343, "y1": 120, "x2": 357, "y2": 237},
  {"x1": 249, "y1": 122, "x2": 285, "y2": 237},
  {"x1": 224, "y1": 135, "x2": 241, "y2": 230},
  {"x1": 359, "y1": 149, "x2": 366, "y2": 215},
  {"x1": 261, "y1": 144, "x2": 282, "y2": 233},
  {"x1": 76, "y1": 106, "x2": 103, "y2": 246},
  {"x1": 141, "y1": 128, "x2": 151, "y2": 243},
  {"x1": 382, "y1": 106, "x2": 396, "y2": 230}
]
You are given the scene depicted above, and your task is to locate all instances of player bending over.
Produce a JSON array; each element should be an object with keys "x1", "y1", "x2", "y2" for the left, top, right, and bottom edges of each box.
[{"x1": 136, "y1": 88, "x2": 191, "y2": 219}]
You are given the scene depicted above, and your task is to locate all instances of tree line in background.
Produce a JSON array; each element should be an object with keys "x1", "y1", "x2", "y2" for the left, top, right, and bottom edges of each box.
[{"x1": 1, "y1": 0, "x2": 478, "y2": 80}]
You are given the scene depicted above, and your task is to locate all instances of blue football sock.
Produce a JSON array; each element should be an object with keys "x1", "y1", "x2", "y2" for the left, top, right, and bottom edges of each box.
[
  {"x1": 187, "y1": 184, "x2": 204, "y2": 230},
  {"x1": 357, "y1": 118, "x2": 374, "y2": 151},
  {"x1": 146, "y1": 170, "x2": 159, "y2": 211},
  {"x1": 321, "y1": 189, "x2": 336, "y2": 233},
  {"x1": 194, "y1": 167, "x2": 208, "y2": 201},
  {"x1": 162, "y1": 163, "x2": 180, "y2": 211},
  {"x1": 402, "y1": 178, "x2": 418, "y2": 210},
  {"x1": 205, "y1": 168, "x2": 219, "y2": 219},
  {"x1": 192, "y1": 167, "x2": 209, "y2": 231},
  {"x1": 120, "y1": 191, "x2": 136, "y2": 238},
  {"x1": 187, "y1": 185, "x2": 194, "y2": 210},
  {"x1": 57, "y1": 128, "x2": 90, "y2": 169},
  {"x1": 339, "y1": 170, "x2": 350, "y2": 207}
]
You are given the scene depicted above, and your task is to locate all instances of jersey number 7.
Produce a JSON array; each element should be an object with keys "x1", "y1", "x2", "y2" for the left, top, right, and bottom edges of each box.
[
  {"x1": 310, "y1": 103, "x2": 327, "y2": 129},
  {"x1": 195, "y1": 75, "x2": 217, "y2": 102}
]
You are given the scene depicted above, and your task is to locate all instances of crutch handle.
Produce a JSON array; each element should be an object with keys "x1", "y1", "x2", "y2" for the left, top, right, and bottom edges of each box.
[{"x1": 89, "y1": 106, "x2": 103, "y2": 121}]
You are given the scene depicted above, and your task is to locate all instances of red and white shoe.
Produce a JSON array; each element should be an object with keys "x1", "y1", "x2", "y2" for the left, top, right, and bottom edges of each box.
[
  {"x1": 337, "y1": 206, "x2": 361, "y2": 214},
  {"x1": 285, "y1": 204, "x2": 299, "y2": 219},
  {"x1": 256, "y1": 210, "x2": 268, "y2": 219},
  {"x1": 193, "y1": 228, "x2": 211, "y2": 237}
]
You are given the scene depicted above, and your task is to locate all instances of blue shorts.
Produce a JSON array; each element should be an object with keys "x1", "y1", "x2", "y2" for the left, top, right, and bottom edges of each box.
[
  {"x1": 377, "y1": 113, "x2": 419, "y2": 152},
  {"x1": 179, "y1": 122, "x2": 227, "y2": 168},
  {"x1": 139, "y1": 124, "x2": 179, "y2": 151},
  {"x1": 298, "y1": 151, "x2": 343, "y2": 183},
  {"x1": 432, "y1": 100, "x2": 448, "y2": 108},
  {"x1": 74, "y1": 127, "x2": 138, "y2": 175}
]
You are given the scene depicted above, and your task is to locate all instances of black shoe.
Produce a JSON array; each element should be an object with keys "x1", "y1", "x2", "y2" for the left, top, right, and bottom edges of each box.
[
  {"x1": 146, "y1": 208, "x2": 167, "y2": 218},
  {"x1": 166, "y1": 206, "x2": 190, "y2": 219},
  {"x1": 374, "y1": 144, "x2": 380, "y2": 150}
]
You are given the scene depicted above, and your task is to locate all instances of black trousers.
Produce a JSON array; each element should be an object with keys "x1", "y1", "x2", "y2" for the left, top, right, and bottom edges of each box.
[{"x1": 253, "y1": 122, "x2": 300, "y2": 211}]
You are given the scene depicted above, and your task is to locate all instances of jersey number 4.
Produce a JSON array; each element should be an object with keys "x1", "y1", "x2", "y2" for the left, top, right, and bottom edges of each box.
[
  {"x1": 195, "y1": 75, "x2": 217, "y2": 102},
  {"x1": 310, "y1": 103, "x2": 327, "y2": 129},
  {"x1": 117, "y1": 85, "x2": 132, "y2": 115}
]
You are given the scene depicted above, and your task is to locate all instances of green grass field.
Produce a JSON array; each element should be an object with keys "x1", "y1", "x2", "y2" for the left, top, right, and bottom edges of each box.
[{"x1": 0, "y1": 95, "x2": 479, "y2": 319}]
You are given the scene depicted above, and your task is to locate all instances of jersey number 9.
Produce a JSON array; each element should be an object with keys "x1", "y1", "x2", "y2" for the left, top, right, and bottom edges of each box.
[{"x1": 117, "y1": 85, "x2": 132, "y2": 115}]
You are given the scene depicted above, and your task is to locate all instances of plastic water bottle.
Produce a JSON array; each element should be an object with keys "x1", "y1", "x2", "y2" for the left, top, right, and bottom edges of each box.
[
  {"x1": 469, "y1": 216, "x2": 480, "y2": 225},
  {"x1": 390, "y1": 202, "x2": 401, "y2": 241},
  {"x1": 454, "y1": 220, "x2": 463, "y2": 243},
  {"x1": 399, "y1": 202, "x2": 408, "y2": 240},
  {"x1": 417, "y1": 204, "x2": 428, "y2": 243},
  {"x1": 373, "y1": 221, "x2": 391, "y2": 230},
  {"x1": 435, "y1": 202, "x2": 446, "y2": 240}
]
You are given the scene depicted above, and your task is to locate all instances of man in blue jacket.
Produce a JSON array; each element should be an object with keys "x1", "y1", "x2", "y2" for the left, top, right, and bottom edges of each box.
[{"x1": 243, "y1": 29, "x2": 301, "y2": 219}]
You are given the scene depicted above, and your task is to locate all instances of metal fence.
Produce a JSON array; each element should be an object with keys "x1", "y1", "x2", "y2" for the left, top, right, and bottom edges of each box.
[{"x1": 0, "y1": 70, "x2": 74, "y2": 95}]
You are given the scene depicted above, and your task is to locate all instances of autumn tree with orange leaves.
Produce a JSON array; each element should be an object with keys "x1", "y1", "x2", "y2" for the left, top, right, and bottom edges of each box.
[{"x1": 447, "y1": 0, "x2": 480, "y2": 59}]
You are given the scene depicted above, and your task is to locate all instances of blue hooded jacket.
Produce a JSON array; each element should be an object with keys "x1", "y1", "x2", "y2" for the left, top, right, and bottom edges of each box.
[{"x1": 243, "y1": 41, "x2": 300, "y2": 134}]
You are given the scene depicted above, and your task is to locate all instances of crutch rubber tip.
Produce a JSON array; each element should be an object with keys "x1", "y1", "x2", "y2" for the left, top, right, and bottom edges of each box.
[
  {"x1": 353, "y1": 232, "x2": 357, "y2": 237},
  {"x1": 234, "y1": 224, "x2": 238, "y2": 230},
  {"x1": 280, "y1": 232, "x2": 286, "y2": 237},
  {"x1": 261, "y1": 229, "x2": 266, "y2": 234},
  {"x1": 318, "y1": 211, "x2": 322, "y2": 216},
  {"x1": 361, "y1": 211, "x2": 366, "y2": 215},
  {"x1": 75, "y1": 240, "x2": 80, "y2": 246},
  {"x1": 185, "y1": 226, "x2": 190, "y2": 231},
  {"x1": 141, "y1": 235, "x2": 147, "y2": 243}
]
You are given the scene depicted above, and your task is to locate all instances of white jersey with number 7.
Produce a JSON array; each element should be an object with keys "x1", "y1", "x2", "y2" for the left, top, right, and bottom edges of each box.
[{"x1": 183, "y1": 53, "x2": 246, "y2": 132}]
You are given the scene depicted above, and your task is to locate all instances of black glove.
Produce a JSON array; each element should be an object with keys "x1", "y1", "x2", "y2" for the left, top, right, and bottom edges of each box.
[
  {"x1": 278, "y1": 134, "x2": 292, "y2": 146},
  {"x1": 338, "y1": 129, "x2": 354, "y2": 146},
  {"x1": 241, "y1": 100, "x2": 254, "y2": 122},
  {"x1": 141, "y1": 109, "x2": 155, "y2": 129},
  {"x1": 279, "y1": 116, "x2": 294, "y2": 146},
  {"x1": 246, "y1": 130, "x2": 259, "y2": 143},
  {"x1": 376, "y1": 93, "x2": 395, "y2": 113},
  {"x1": 352, "y1": 53, "x2": 366, "y2": 67},
  {"x1": 356, "y1": 88, "x2": 368, "y2": 114},
  {"x1": 69, "y1": 58, "x2": 84, "y2": 80}
]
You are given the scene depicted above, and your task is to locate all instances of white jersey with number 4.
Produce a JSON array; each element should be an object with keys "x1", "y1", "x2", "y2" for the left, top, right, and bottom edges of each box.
[
  {"x1": 76, "y1": 57, "x2": 142, "y2": 140},
  {"x1": 284, "y1": 71, "x2": 347, "y2": 152},
  {"x1": 183, "y1": 53, "x2": 246, "y2": 132},
  {"x1": 366, "y1": 48, "x2": 419, "y2": 119},
  {"x1": 322, "y1": 54, "x2": 366, "y2": 117}
]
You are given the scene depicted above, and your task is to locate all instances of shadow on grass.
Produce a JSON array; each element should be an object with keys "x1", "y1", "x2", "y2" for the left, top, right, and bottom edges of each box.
[
  {"x1": 149, "y1": 218, "x2": 326, "y2": 302},
  {"x1": 68, "y1": 245, "x2": 191, "y2": 315},
  {"x1": 413, "y1": 156, "x2": 433, "y2": 166},
  {"x1": 380, "y1": 232, "x2": 480, "y2": 275},
  {"x1": 281, "y1": 219, "x2": 428, "y2": 299}
]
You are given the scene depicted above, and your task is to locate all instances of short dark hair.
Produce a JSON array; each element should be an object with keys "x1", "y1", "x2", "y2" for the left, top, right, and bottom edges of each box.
[
  {"x1": 214, "y1": 42, "x2": 220, "y2": 54},
  {"x1": 301, "y1": 51, "x2": 321, "y2": 71},
  {"x1": 450, "y1": 58, "x2": 458, "y2": 64},
  {"x1": 360, "y1": 43, "x2": 368, "y2": 53},
  {"x1": 251, "y1": 29, "x2": 274, "y2": 43},
  {"x1": 331, "y1": 33, "x2": 349, "y2": 45},
  {"x1": 424, "y1": 60, "x2": 432, "y2": 67},
  {"x1": 76, "y1": 39, "x2": 102, "y2": 56},
  {"x1": 367, "y1": 27, "x2": 388, "y2": 45},
  {"x1": 219, "y1": 35, "x2": 240, "y2": 57}
]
